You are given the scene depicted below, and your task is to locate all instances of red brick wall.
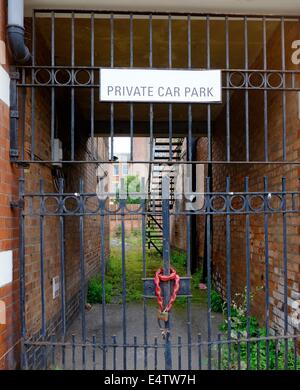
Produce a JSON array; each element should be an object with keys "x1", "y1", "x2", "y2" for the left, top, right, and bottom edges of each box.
[
  {"x1": 0, "y1": 98, "x2": 20, "y2": 369},
  {"x1": 170, "y1": 144, "x2": 187, "y2": 254},
  {"x1": 170, "y1": 141, "x2": 207, "y2": 265},
  {"x1": 210, "y1": 21, "x2": 300, "y2": 333},
  {"x1": 63, "y1": 141, "x2": 110, "y2": 306},
  {"x1": 196, "y1": 137, "x2": 208, "y2": 263},
  {"x1": 22, "y1": 86, "x2": 110, "y2": 340},
  {"x1": 0, "y1": 10, "x2": 110, "y2": 369},
  {"x1": 110, "y1": 203, "x2": 143, "y2": 235},
  {"x1": 0, "y1": 0, "x2": 21, "y2": 370}
]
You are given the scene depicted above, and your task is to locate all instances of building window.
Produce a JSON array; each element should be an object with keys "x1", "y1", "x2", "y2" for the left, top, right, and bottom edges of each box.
[
  {"x1": 122, "y1": 164, "x2": 128, "y2": 175},
  {"x1": 113, "y1": 164, "x2": 119, "y2": 176}
]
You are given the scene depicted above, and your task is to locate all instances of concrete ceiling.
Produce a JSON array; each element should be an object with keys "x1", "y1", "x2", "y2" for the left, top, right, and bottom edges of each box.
[{"x1": 25, "y1": 0, "x2": 300, "y2": 16}]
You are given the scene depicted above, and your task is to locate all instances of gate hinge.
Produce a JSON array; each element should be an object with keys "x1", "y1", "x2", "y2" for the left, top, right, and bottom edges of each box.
[
  {"x1": 10, "y1": 199, "x2": 24, "y2": 209},
  {"x1": 9, "y1": 148, "x2": 19, "y2": 160},
  {"x1": 16, "y1": 161, "x2": 30, "y2": 169}
]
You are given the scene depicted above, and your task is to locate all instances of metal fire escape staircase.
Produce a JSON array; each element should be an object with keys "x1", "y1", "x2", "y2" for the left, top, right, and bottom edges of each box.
[{"x1": 146, "y1": 138, "x2": 184, "y2": 255}]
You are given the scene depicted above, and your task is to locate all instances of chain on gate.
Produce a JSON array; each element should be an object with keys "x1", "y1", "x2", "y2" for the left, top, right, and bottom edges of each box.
[{"x1": 154, "y1": 267, "x2": 180, "y2": 338}]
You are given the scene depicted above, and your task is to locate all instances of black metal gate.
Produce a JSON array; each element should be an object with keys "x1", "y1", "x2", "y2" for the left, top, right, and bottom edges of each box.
[{"x1": 12, "y1": 10, "x2": 300, "y2": 370}]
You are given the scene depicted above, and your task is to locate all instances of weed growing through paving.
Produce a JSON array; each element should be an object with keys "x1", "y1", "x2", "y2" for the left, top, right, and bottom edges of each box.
[{"x1": 218, "y1": 288, "x2": 300, "y2": 370}]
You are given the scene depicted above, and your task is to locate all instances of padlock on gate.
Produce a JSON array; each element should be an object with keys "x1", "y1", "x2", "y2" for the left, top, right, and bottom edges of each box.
[{"x1": 157, "y1": 310, "x2": 169, "y2": 322}]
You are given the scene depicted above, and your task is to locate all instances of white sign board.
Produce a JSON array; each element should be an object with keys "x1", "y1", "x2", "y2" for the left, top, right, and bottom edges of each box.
[
  {"x1": 100, "y1": 68, "x2": 222, "y2": 103},
  {"x1": 0, "y1": 250, "x2": 13, "y2": 288}
]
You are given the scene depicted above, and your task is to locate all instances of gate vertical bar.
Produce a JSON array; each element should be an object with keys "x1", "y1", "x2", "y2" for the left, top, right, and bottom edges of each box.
[
  {"x1": 162, "y1": 176, "x2": 172, "y2": 370},
  {"x1": 59, "y1": 179, "x2": 66, "y2": 338},
  {"x1": 20, "y1": 85, "x2": 26, "y2": 161},
  {"x1": 245, "y1": 177, "x2": 251, "y2": 369},
  {"x1": 168, "y1": 14, "x2": 173, "y2": 161},
  {"x1": 225, "y1": 16, "x2": 231, "y2": 161},
  {"x1": 90, "y1": 12, "x2": 95, "y2": 158},
  {"x1": 149, "y1": 14, "x2": 153, "y2": 162},
  {"x1": 19, "y1": 174, "x2": 27, "y2": 368},
  {"x1": 281, "y1": 18, "x2": 287, "y2": 161},
  {"x1": 206, "y1": 176, "x2": 212, "y2": 369},
  {"x1": 110, "y1": 14, "x2": 114, "y2": 160},
  {"x1": 142, "y1": 199, "x2": 148, "y2": 369},
  {"x1": 100, "y1": 200, "x2": 107, "y2": 369},
  {"x1": 225, "y1": 177, "x2": 232, "y2": 368},
  {"x1": 71, "y1": 12, "x2": 75, "y2": 160},
  {"x1": 206, "y1": 16, "x2": 212, "y2": 162},
  {"x1": 244, "y1": 17, "x2": 250, "y2": 162},
  {"x1": 79, "y1": 179, "x2": 86, "y2": 368},
  {"x1": 50, "y1": 12, "x2": 55, "y2": 161},
  {"x1": 39, "y1": 179, "x2": 46, "y2": 368},
  {"x1": 186, "y1": 13, "x2": 192, "y2": 370},
  {"x1": 263, "y1": 176, "x2": 270, "y2": 368},
  {"x1": 120, "y1": 194, "x2": 127, "y2": 369},
  {"x1": 30, "y1": 10, "x2": 35, "y2": 161},
  {"x1": 262, "y1": 17, "x2": 269, "y2": 162},
  {"x1": 282, "y1": 177, "x2": 288, "y2": 368},
  {"x1": 129, "y1": 14, "x2": 134, "y2": 161}
]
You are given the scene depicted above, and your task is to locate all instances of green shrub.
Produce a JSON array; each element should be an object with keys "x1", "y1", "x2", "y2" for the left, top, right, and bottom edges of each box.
[
  {"x1": 211, "y1": 289, "x2": 224, "y2": 313},
  {"x1": 87, "y1": 277, "x2": 113, "y2": 304},
  {"x1": 171, "y1": 250, "x2": 186, "y2": 268},
  {"x1": 219, "y1": 288, "x2": 300, "y2": 370},
  {"x1": 191, "y1": 270, "x2": 202, "y2": 290}
]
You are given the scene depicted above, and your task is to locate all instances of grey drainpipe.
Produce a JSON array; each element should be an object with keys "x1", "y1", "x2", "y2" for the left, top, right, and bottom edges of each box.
[{"x1": 7, "y1": 0, "x2": 31, "y2": 64}]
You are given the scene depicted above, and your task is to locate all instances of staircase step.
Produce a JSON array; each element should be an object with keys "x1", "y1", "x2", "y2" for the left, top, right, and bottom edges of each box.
[
  {"x1": 151, "y1": 177, "x2": 175, "y2": 180},
  {"x1": 151, "y1": 177, "x2": 175, "y2": 181},
  {"x1": 155, "y1": 141, "x2": 182, "y2": 146},
  {"x1": 149, "y1": 192, "x2": 174, "y2": 196},
  {"x1": 152, "y1": 168, "x2": 176, "y2": 171},
  {"x1": 157, "y1": 156, "x2": 180, "y2": 163},
  {"x1": 153, "y1": 156, "x2": 181, "y2": 160},
  {"x1": 154, "y1": 148, "x2": 182, "y2": 153},
  {"x1": 152, "y1": 167, "x2": 176, "y2": 169},
  {"x1": 153, "y1": 184, "x2": 175, "y2": 188}
]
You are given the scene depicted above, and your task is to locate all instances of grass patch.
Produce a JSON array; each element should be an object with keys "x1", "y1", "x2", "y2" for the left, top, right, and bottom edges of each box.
[{"x1": 87, "y1": 232, "x2": 208, "y2": 306}]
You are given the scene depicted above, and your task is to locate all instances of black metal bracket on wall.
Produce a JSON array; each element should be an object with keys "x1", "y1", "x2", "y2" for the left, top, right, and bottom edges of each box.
[
  {"x1": 9, "y1": 68, "x2": 20, "y2": 161},
  {"x1": 10, "y1": 199, "x2": 24, "y2": 209}
]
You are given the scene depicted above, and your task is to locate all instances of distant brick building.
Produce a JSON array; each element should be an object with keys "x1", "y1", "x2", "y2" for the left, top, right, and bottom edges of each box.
[{"x1": 108, "y1": 138, "x2": 150, "y2": 233}]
